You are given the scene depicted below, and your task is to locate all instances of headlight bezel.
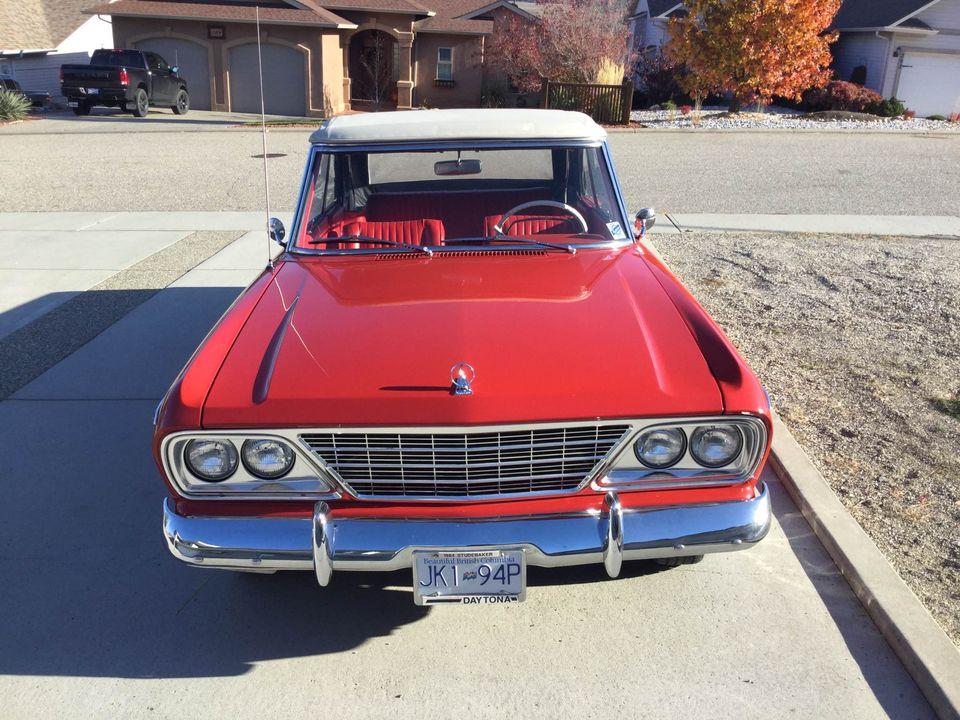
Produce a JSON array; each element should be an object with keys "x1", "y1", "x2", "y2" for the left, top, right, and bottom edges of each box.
[
  {"x1": 596, "y1": 416, "x2": 767, "y2": 491},
  {"x1": 163, "y1": 430, "x2": 338, "y2": 500}
]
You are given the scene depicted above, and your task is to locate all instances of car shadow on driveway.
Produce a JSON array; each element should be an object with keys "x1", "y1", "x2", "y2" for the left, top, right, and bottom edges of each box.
[{"x1": 770, "y1": 478, "x2": 927, "y2": 719}]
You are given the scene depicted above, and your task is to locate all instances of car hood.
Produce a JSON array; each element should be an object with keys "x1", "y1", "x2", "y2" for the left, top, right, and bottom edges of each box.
[{"x1": 201, "y1": 249, "x2": 723, "y2": 427}]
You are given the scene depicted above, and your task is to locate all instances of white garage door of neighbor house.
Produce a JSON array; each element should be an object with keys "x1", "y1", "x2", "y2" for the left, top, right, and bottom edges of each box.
[
  {"x1": 134, "y1": 38, "x2": 212, "y2": 110},
  {"x1": 897, "y1": 52, "x2": 960, "y2": 117},
  {"x1": 228, "y1": 43, "x2": 306, "y2": 117}
]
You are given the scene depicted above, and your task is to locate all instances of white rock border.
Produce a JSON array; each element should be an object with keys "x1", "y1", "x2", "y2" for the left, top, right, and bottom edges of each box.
[{"x1": 627, "y1": 106, "x2": 959, "y2": 132}]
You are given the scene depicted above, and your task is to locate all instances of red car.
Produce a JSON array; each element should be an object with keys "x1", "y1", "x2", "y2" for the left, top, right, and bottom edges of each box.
[{"x1": 156, "y1": 109, "x2": 772, "y2": 605}]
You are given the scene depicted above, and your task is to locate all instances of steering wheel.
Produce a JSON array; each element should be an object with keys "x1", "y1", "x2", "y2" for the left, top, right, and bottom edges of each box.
[{"x1": 494, "y1": 200, "x2": 589, "y2": 235}]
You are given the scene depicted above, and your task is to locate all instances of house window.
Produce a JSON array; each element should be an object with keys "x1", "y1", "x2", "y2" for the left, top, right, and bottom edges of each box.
[{"x1": 436, "y1": 47, "x2": 453, "y2": 81}]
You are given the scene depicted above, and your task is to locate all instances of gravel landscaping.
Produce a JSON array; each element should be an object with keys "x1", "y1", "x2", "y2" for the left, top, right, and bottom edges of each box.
[
  {"x1": 652, "y1": 231, "x2": 960, "y2": 644},
  {"x1": 631, "y1": 105, "x2": 960, "y2": 131}
]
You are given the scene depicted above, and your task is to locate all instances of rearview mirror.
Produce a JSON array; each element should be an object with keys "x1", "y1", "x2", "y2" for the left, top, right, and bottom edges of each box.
[
  {"x1": 435, "y1": 158, "x2": 481, "y2": 176},
  {"x1": 268, "y1": 217, "x2": 286, "y2": 246},
  {"x1": 634, "y1": 207, "x2": 656, "y2": 237}
]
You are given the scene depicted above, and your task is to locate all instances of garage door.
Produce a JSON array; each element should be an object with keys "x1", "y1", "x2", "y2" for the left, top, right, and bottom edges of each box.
[
  {"x1": 228, "y1": 43, "x2": 306, "y2": 116},
  {"x1": 134, "y1": 37, "x2": 212, "y2": 110},
  {"x1": 897, "y1": 52, "x2": 960, "y2": 118}
]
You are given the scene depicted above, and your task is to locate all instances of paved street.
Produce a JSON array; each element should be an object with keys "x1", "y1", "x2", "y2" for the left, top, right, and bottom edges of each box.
[
  {"x1": 0, "y1": 212, "x2": 940, "y2": 718},
  {"x1": 2, "y1": 113, "x2": 959, "y2": 215}
]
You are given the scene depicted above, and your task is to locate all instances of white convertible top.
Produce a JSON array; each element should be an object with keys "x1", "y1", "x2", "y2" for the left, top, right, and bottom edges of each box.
[{"x1": 310, "y1": 109, "x2": 607, "y2": 145}]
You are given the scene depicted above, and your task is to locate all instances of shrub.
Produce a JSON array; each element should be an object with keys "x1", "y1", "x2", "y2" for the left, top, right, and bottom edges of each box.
[
  {"x1": 904, "y1": 109, "x2": 916, "y2": 119},
  {"x1": 865, "y1": 96, "x2": 906, "y2": 118},
  {"x1": 927, "y1": 114, "x2": 947, "y2": 121},
  {"x1": 802, "y1": 80, "x2": 882, "y2": 113},
  {"x1": 663, "y1": 98, "x2": 677, "y2": 111},
  {"x1": 0, "y1": 89, "x2": 31, "y2": 122},
  {"x1": 595, "y1": 57, "x2": 624, "y2": 85},
  {"x1": 634, "y1": 51, "x2": 685, "y2": 105},
  {"x1": 679, "y1": 104, "x2": 693, "y2": 115},
  {"x1": 950, "y1": 113, "x2": 960, "y2": 123}
]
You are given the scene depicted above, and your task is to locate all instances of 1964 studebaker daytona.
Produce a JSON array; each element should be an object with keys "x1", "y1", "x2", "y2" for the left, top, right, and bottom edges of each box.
[{"x1": 156, "y1": 109, "x2": 772, "y2": 605}]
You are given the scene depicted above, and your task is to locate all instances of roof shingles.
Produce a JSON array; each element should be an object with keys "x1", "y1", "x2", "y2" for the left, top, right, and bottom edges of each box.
[
  {"x1": 832, "y1": 0, "x2": 936, "y2": 29},
  {"x1": 83, "y1": 0, "x2": 354, "y2": 27},
  {"x1": 1, "y1": 0, "x2": 97, "y2": 51}
]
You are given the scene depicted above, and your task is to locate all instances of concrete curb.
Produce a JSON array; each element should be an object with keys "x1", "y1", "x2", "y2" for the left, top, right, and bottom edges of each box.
[{"x1": 769, "y1": 412, "x2": 960, "y2": 720}]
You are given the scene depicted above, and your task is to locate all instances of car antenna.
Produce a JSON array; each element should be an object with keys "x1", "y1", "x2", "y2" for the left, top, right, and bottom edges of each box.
[{"x1": 255, "y1": 5, "x2": 274, "y2": 270}]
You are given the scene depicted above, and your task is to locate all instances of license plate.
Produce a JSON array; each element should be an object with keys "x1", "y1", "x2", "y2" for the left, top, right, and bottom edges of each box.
[
  {"x1": 86, "y1": 88, "x2": 99, "y2": 95},
  {"x1": 68, "y1": 101, "x2": 78, "y2": 108},
  {"x1": 413, "y1": 549, "x2": 525, "y2": 605}
]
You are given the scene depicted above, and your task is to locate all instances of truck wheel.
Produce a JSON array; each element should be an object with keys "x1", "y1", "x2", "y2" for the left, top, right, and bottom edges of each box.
[
  {"x1": 72, "y1": 102, "x2": 91, "y2": 116},
  {"x1": 171, "y1": 89, "x2": 190, "y2": 115},
  {"x1": 655, "y1": 555, "x2": 704, "y2": 568},
  {"x1": 131, "y1": 88, "x2": 149, "y2": 117}
]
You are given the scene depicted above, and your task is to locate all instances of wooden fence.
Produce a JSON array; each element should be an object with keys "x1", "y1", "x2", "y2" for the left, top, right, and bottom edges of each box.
[{"x1": 541, "y1": 80, "x2": 634, "y2": 125}]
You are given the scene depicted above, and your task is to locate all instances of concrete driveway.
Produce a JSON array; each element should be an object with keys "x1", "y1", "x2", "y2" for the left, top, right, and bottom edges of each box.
[{"x1": 0, "y1": 215, "x2": 934, "y2": 719}]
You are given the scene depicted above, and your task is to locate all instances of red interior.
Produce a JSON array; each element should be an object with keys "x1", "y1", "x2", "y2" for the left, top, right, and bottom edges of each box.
[{"x1": 300, "y1": 189, "x2": 609, "y2": 248}]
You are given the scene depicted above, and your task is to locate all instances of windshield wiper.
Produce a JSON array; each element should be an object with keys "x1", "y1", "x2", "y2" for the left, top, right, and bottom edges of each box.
[
  {"x1": 308, "y1": 234, "x2": 433, "y2": 256},
  {"x1": 447, "y1": 234, "x2": 579, "y2": 254}
]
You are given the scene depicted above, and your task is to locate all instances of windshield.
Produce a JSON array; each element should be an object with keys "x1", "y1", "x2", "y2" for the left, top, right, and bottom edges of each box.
[{"x1": 294, "y1": 145, "x2": 628, "y2": 252}]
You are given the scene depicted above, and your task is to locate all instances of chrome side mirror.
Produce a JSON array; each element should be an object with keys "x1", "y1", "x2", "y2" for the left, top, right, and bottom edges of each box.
[
  {"x1": 268, "y1": 217, "x2": 286, "y2": 247},
  {"x1": 634, "y1": 208, "x2": 656, "y2": 237}
]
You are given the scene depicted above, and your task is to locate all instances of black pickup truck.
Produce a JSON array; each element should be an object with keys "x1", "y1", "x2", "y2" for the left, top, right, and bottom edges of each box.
[{"x1": 61, "y1": 49, "x2": 190, "y2": 117}]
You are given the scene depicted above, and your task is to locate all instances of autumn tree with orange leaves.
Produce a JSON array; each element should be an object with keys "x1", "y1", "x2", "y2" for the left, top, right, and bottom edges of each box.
[{"x1": 665, "y1": 0, "x2": 840, "y2": 111}]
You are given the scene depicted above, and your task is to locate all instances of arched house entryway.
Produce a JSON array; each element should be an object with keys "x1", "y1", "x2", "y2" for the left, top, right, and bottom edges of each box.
[
  {"x1": 130, "y1": 33, "x2": 214, "y2": 110},
  {"x1": 224, "y1": 38, "x2": 309, "y2": 116},
  {"x1": 348, "y1": 29, "x2": 399, "y2": 109},
  {"x1": 343, "y1": 22, "x2": 413, "y2": 110}
]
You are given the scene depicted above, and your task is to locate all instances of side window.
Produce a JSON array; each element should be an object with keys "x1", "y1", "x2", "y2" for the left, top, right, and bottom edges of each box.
[
  {"x1": 436, "y1": 48, "x2": 453, "y2": 81},
  {"x1": 306, "y1": 154, "x2": 339, "y2": 234},
  {"x1": 147, "y1": 53, "x2": 167, "y2": 71},
  {"x1": 584, "y1": 150, "x2": 617, "y2": 219}
]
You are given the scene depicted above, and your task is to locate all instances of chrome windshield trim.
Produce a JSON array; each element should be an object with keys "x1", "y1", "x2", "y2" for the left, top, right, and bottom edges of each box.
[{"x1": 287, "y1": 240, "x2": 631, "y2": 257}]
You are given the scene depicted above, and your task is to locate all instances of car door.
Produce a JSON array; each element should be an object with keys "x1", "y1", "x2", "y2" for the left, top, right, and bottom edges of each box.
[{"x1": 146, "y1": 53, "x2": 174, "y2": 103}]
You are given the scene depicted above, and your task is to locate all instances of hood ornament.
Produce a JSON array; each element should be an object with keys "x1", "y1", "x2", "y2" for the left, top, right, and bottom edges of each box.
[{"x1": 450, "y1": 362, "x2": 476, "y2": 396}]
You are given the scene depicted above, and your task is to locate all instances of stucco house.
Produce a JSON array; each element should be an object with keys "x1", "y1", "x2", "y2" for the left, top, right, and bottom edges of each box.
[
  {"x1": 627, "y1": 0, "x2": 960, "y2": 117},
  {"x1": 0, "y1": 0, "x2": 114, "y2": 104},
  {"x1": 78, "y1": 0, "x2": 540, "y2": 116}
]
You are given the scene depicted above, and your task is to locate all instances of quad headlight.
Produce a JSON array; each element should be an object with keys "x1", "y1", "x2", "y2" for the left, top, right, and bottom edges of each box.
[
  {"x1": 242, "y1": 438, "x2": 295, "y2": 479},
  {"x1": 602, "y1": 417, "x2": 765, "y2": 490},
  {"x1": 167, "y1": 432, "x2": 335, "y2": 498},
  {"x1": 690, "y1": 425, "x2": 743, "y2": 468},
  {"x1": 634, "y1": 427, "x2": 686, "y2": 469},
  {"x1": 184, "y1": 439, "x2": 239, "y2": 481}
]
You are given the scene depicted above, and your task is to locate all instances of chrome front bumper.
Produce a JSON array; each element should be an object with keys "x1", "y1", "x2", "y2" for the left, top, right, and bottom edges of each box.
[{"x1": 163, "y1": 483, "x2": 771, "y2": 584}]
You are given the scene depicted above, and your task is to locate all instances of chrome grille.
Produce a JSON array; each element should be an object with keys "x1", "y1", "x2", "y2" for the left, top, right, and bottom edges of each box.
[{"x1": 299, "y1": 424, "x2": 631, "y2": 499}]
